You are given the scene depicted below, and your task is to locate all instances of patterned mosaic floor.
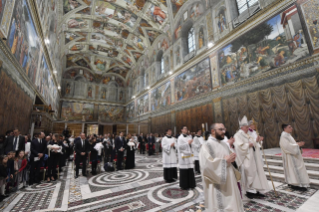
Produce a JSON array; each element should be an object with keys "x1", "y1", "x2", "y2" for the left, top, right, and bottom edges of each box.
[{"x1": 0, "y1": 153, "x2": 318, "y2": 212}]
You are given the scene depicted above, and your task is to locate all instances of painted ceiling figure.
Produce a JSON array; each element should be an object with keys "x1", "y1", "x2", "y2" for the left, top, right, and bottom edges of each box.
[
  {"x1": 64, "y1": 0, "x2": 79, "y2": 14},
  {"x1": 147, "y1": 5, "x2": 167, "y2": 25}
]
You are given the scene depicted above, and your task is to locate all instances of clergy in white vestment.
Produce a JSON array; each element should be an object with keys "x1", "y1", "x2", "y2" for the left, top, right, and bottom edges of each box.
[
  {"x1": 199, "y1": 123, "x2": 244, "y2": 212},
  {"x1": 177, "y1": 126, "x2": 196, "y2": 190},
  {"x1": 234, "y1": 116, "x2": 270, "y2": 199},
  {"x1": 162, "y1": 129, "x2": 178, "y2": 183},
  {"x1": 222, "y1": 135, "x2": 245, "y2": 197},
  {"x1": 279, "y1": 124, "x2": 310, "y2": 191},
  {"x1": 248, "y1": 120, "x2": 264, "y2": 166},
  {"x1": 192, "y1": 129, "x2": 204, "y2": 174}
]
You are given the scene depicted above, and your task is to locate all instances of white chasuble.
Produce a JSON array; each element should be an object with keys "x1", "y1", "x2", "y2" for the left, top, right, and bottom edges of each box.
[
  {"x1": 234, "y1": 130, "x2": 270, "y2": 193},
  {"x1": 177, "y1": 134, "x2": 194, "y2": 169},
  {"x1": 199, "y1": 136, "x2": 244, "y2": 212},
  {"x1": 279, "y1": 132, "x2": 310, "y2": 187},
  {"x1": 248, "y1": 130, "x2": 264, "y2": 166},
  {"x1": 162, "y1": 136, "x2": 178, "y2": 168},
  {"x1": 192, "y1": 136, "x2": 203, "y2": 160}
]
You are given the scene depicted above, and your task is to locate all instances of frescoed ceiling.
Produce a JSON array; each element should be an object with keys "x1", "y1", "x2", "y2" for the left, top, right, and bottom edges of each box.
[{"x1": 61, "y1": 0, "x2": 170, "y2": 81}]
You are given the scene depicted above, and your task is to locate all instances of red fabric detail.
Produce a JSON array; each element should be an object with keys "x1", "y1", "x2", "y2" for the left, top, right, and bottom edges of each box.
[
  {"x1": 18, "y1": 159, "x2": 27, "y2": 172},
  {"x1": 275, "y1": 148, "x2": 319, "y2": 158}
]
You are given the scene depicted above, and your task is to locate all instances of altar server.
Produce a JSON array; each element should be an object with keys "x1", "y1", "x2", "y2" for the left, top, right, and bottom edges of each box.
[
  {"x1": 234, "y1": 116, "x2": 270, "y2": 199},
  {"x1": 162, "y1": 129, "x2": 178, "y2": 183},
  {"x1": 192, "y1": 129, "x2": 204, "y2": 174},
  {"x1": 248, "y1": 120, "x2": 264, "y2": 165},
  {"x1": 279, "y1": 124, "x2": 310, "y2": 191},
  {"x1": 199, "y1": 123, "x2": 244, "y2": 212},
  {"x1": 177, "y1": 126, "x2": 196, "y2": 190}
]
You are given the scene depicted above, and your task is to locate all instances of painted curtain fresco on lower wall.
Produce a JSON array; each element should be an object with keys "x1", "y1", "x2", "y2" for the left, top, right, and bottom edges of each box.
[
  {"x1": 175, "y1": 58, "x2": 211, "y2": 102},
  {"x1": 137, "y1": 94, "x2": 149, "y2": 115},
  {"x1": 98, "y1": 105, "x2": 125, "y2": 122},
  {"x1": 0, "y1": 69, "x2": 33, "y2": 135},
  {"x1": 222, "y1": 76, "x2": 319, "y2": 149},
  {"x1": 61, "y1": 102, "x2": 94, "y2": 121},
  {"x1": 218, "y1": 5, "x2": 309, "y2": 86},
  {"x1": 151, "y1": 81, "x2": 171, "y2": 111},
  {"x1": 300, "y1": 0, "x2": 319, "y2": 53}
]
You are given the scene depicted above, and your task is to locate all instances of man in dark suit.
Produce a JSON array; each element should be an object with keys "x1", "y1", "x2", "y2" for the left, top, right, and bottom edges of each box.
[
  {"x1": 4, "y1": 128, "x2": 25, "y2": 155},
  {"x1": 148, "y1": 133, "x2": 155, "y2": 156},
  {"x1": 115, "y1": 132, "x2": 126, "y2": 171},
  {"x1": 138, "y1": 133, "x2": 145, "y2": 154},
  {"x1": 104, "y1": 133, "x2": 114, "y2": 163},
  {"x1": 30, "y1": 132, "x2": 47, "y2": 185},
  {"x1": 74, "y1": 133, "x2": 89, "y2": 178}
]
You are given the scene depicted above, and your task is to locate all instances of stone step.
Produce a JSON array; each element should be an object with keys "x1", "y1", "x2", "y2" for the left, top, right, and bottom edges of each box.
[
  {"x1": 265, "y1": 172, "x2": 319, "y2": 189},
  {"x1": 264, "y1": 165, "x2": 319, "y2": 180},
  {"x1": 263, "y1": 159, "x2": 319, "y2": 171},
  {"x1": 264, "y1": 154, "x2": 319, "y2": 164}
]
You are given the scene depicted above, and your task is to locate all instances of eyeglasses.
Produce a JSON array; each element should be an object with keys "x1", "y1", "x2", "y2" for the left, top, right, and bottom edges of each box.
[{"x1": 215, "y1": 128, "x2": 226, "y2": 132}]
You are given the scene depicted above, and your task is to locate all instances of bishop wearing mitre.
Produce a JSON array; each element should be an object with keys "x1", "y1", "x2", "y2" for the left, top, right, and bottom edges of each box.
[
  {"x1": 199, "y1": 123, "x2": 244, "y2": 212},
  {"x1": 177, "y1": 126, "x2": 196, "y2": 190},
  {"x1": 234, "y1": 116, "x2": 270, "y2": 199},
  {"x1": 279, "y1": 124, "x2": 310, "y2": 191},
  {"x1": 162, "y1": 129, "x2": 178, "y2": 183}
]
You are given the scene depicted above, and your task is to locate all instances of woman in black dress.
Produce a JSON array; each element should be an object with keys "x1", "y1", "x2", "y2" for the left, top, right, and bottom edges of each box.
[
  {"x1": 47, "y1": 134, "x2": 62, "y2": 182},
  {"x1": 125, "y1": 134, "x2": 136, "y2": 169}
]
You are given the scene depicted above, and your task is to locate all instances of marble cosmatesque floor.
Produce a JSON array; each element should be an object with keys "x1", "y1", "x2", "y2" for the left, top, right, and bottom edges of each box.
[{"x1": 0, "y1": 153, "x2": 318, "y2": 212}]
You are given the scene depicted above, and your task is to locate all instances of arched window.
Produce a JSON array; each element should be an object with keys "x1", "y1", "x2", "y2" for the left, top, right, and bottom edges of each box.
[
  {"x1": 236, "y1": 0, "x2": 258, "y2": 14},
  {"x1": 161, "y1": 56, "x2": 165, "y2": 74},
  {"x1": 187, "y1": 27, "x2": 195, "y2": 53}
]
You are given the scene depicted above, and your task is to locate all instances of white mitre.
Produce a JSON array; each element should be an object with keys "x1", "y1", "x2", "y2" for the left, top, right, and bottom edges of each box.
[{"x1": 239, "y1": 116, "x2": 249, "y2": 127}]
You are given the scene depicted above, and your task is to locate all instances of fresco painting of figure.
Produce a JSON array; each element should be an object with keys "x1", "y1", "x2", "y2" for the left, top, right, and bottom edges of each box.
[
  {"x1": 6, "y1": 0, "x2": 60, "y2": 111},
  {"x1": 147, "y1": 4, "x2": 167, "y2": 25},
  {"x1": 87, "y1": 86, "x2": 93, "y2": 98},
  {"x1": 218, "y1": 5, "x2": 309, "y2": 86},
  {"x1": 8, "y1": 0, "x2": 40, "y2": 83},
  {"x1": 171, "y1": 0, "x2": 188, "y2": 17},
  {"x1": 99, "y1": 106, "x2": 125, "y2": 122},
  {"x1": 108, "y1": 67, "x2": 130, "y2": 78},
  {"x1": 175, "y1": 58, "x2": 211, "y2": 102},
  {"x1": 64, "y1": 0, "x2": 80, "y2": 14},
  {"x1": 175, "y1": 46, "x2": 181, "y2": 65},
  {"x1": 126, "y1": 102, "x2": 135, "y2": 119},
  {"x1": 67, "y1": 18, "x2": 88, "y2": 29},
  {"x1": 0, "y1": 0, "x2": 6, "y2": 23},
  {"x1": 300, "y1": 0, "x2": 319, "y2": 52},
  {"x1": 151, "y1": 81, "x2": 171, "y2": 111},
  {"x1": 216, "y1": 7, "x2": 227, "y2": 34},
  {"x1": 94, "y1": 58, "x2": 107, "y2": 71},
  {"x1": 137, "y1": 94, "x2": 149, "y2": 115},
  {"x1": 146, "y1": 30, "x2": 161, "y2": 44},
  {"x1": 198, "y1": 28, "x2": 204, "y2": 49},
  {"x1": 65, "y1": 32, "x2": 79, "y2": 44},
  {"x1": 62, "y1": 102, "x2": 94, "y2": 121},
  {"x1": 95, "y1": 1, "x2": 137, "y2": 28}
]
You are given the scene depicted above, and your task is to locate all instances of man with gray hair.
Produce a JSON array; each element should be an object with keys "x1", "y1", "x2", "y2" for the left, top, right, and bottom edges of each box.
[
  {"x1": 234, "y1": 116, "x2": 270, "y2": 200},
  {"x1": 199, "y1": 123, "x2": 244, "y2": 211}
]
